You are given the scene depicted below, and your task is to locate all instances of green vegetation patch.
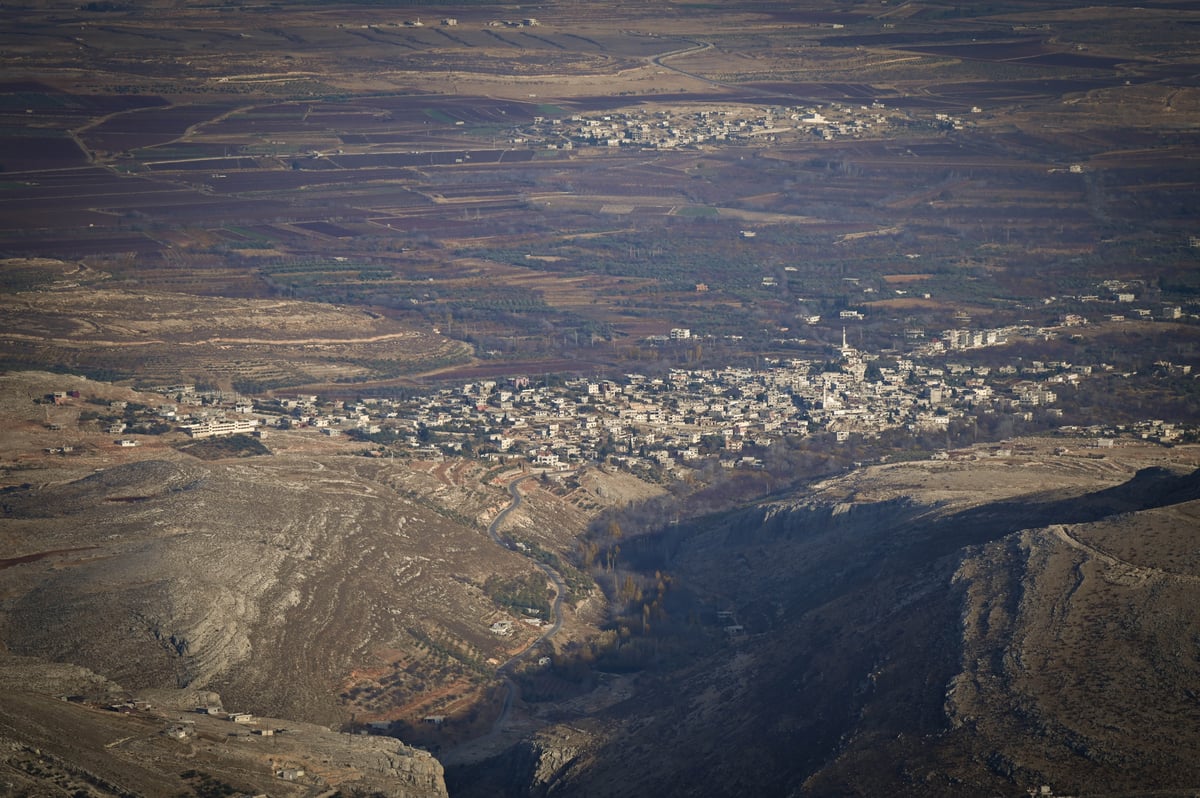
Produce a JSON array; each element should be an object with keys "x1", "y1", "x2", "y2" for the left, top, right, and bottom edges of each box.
[
  {"x1": 673, "y1": 205, "x2": 719, "y2": 218},
  {"x1": 179, "y1": 770, "x2": 243, "y2": 798},
  {"x1": 509, "y1": 536, "x2": 593, "y2": 603},
  {"x1": 423, "y1": 108, "x2": 456, "y2": 124},
  {"x1": 484, "y1": 572, "x2": 551, "y2": 620},
  {"x1": 176, "y1": 433, "x2": 271, "y2": 460}
]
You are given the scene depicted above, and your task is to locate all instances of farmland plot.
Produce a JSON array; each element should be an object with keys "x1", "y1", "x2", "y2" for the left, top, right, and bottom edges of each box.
[{"x1": 1, "y1": 0, "x2": 1198, "y2": 384}]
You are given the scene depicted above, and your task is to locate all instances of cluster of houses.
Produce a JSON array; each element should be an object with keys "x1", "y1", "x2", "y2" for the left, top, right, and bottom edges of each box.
[
  {"x1": 65, "y1": 282, "x2": 1188, "y2": 466},
  {"x1": 93, "y1": 392, "x2": 263, "y2": 445},
  {"x1": 193, "y1": 705, "x2": 278, "y2": 736},
  {"x1": 1021, "y1": 276, "x2": 1200, "y2": 324},
  {"x1": 487, "y1": 17, "x2": 539, "y2": 27},
  {"x1": 517, "y1": 102, "x2": 915, "y2": 151},
  {"x1": 113, "y1": 318, "x2": 1191, "y2": 474}
]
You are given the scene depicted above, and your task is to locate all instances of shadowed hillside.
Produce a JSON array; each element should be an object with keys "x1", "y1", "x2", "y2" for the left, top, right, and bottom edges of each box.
[{"x1": 449, "y1": 457, "x2": 1200, "y2": 797}]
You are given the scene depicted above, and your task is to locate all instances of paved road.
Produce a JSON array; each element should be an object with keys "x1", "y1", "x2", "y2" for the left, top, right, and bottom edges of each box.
[
  {"x1": 650, "y1": 39, "x2": 715, "y2": 84},
  {"x1": 439, "y1": 472, "x2": 568, "y2": 765},
  {"x1": 492, "y1": 477, "x2": 567, "y2": 669},
  {"x1": 489, "y1": 475, "x2": 567, "y2": 679}
]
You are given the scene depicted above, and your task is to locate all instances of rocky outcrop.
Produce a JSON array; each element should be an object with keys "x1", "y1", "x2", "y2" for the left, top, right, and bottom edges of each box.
[
  {"x1": 342, "y1": 738, "x2": 449, "y2": 798},
  {"x1": 0, "y1": 657, "x2": 450, "y2": 798},
  {"x1": 447, "y1": 726, "x2": 598, "y2": 798}
]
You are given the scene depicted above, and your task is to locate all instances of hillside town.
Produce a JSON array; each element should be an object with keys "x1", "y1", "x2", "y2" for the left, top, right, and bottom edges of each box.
[{"x1": 65, "y1": 313, "x2": 1192, "y2": 474}]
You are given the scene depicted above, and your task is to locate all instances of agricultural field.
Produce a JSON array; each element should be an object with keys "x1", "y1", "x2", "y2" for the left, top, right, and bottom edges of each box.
[
  {"x1": 1, "y1": 0, "x2": 1198, "y2": 388},
  {"x1": 0, "y1": 264, "x2": 471, "y2": 390}
]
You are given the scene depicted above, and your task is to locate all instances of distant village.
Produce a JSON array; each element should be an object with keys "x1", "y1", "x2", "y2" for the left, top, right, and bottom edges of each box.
[
  {"x1": 72, "y1": 302, "x2": 1195, "y2": 472},
  {"x1": 513, "y1": 101, "x2": 948, "y2": 151}
]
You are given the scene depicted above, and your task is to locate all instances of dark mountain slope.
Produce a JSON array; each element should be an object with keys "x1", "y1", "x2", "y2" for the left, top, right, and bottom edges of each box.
[{"x1": 451, "y1": 457, "x2": 1200, "y2": 797}]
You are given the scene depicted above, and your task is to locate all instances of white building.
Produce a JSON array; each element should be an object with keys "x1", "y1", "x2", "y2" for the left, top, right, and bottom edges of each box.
[{"x1": 181, "y1": 418, "x2": 259, "y2": 439}]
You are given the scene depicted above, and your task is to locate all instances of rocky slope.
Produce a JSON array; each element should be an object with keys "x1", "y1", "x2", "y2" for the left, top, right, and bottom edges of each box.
[
  {"x1": 0, "y1": 454, "x2": 535, "y2": 725},
  {"x1": 0, "y1": 371, "x2": 661, "y2": 796},
  {"x1": 449, "y1": 443, "x2": 1200, "y2": 797},
  {"x1": 0, "y1": 655, "x2": 446, "y2": 798}
]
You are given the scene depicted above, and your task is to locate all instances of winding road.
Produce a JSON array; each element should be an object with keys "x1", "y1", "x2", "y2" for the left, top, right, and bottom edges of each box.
[
  {"x1": 489, "y1": 475, "x2": 567, "y2": 665},
  {"x1": 440, "y1": 472, "x2": 568, "y2": 765},
  {"x1": 647, "y1": 35, "x2": 842, "y2": 106},
  {"x1": 650, "y1": 38, "x2": 716, "y2": 85},
  {"x1": 1051, "y1": 523, "x2": 1200, "y2": 585}
]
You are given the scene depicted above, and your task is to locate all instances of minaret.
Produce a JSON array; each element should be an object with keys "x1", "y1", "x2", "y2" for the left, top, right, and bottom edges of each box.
[{"x1": 840, "y1": 325, "x2": 854, "y2": 359}]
